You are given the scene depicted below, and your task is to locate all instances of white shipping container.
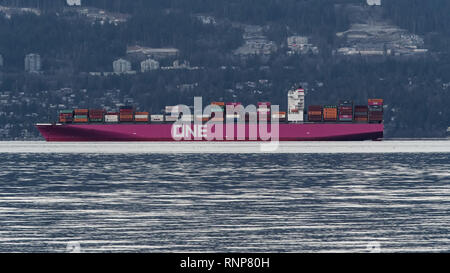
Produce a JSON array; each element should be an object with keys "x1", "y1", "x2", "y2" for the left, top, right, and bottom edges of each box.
[
  {"x1": 181, "y1": 115, "x2": 193, "y2": 122},
  {"x1": 257, "y1": 107, "x2": 270, "y2": 112},
  {"x1": 151, "y1": 115, "x2": 164, "y2": 122},
  {"x1": 272, "y1": 113, "x2": 286, "y2": 119},
  {"x1": 105, "y1": 115, "x2": 119, "y2": 122},
  {"x1": 134, "y1": 115, "x2": 148, "y2": 119},
  {"x1": 226, "y1": 114, "x2": 242, "y2": 119},
  {"x1": 165, "y1": 116, "x2": 178, "y2": 122},
  {"x1": 165, "y1": 106, "x2": 179, "y2": 113},
  {"x1": 195, "y1": 115, "x2": 210, "y2": 121}
]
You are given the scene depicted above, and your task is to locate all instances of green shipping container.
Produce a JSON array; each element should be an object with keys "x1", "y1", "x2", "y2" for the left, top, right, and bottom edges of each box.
[
  {"x1": 211, "y1": 106, "x2": 224, "y2": 112},
  {"x1": 60, "y1": 110, "x2": 73, "y2": 114}
]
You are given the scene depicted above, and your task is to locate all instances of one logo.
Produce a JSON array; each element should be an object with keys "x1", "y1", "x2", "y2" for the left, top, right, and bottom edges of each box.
[
  {"x1": 66, "y1": 241, "x2": 81, "y2": 253},
  {"x1": 172, "y1": 124, "x2": 207, "y2": 139}
]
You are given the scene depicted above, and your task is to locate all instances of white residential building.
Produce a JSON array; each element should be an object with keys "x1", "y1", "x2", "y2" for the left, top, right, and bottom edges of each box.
[
  {"x1": 287, "y1": 36, "x2": 319, "y2": 55},
  {"x1": 67, "y1": 0, "x2": 81, "y2": 6},
  {"x1": 367, "y1": 0, "x2": 381, "y2": 6},
  {"x1": 127, "y1": 46, "x2": 179, "y2": 59},
  {"x1": 173, "y1": 60, "x2": 190, "y2": 69},
  {"x1": 25, "y1": 53, "x2": 41, "y2": 73},
  {"x1": 287, "y1": 36, "x2": 309, "y2": 48},
  {"x1": 141, "y1": 59, "x2": 159, "y2": 72},
  {"x1": 113, "y1": 58, "x2": 132, "y2": 74}
]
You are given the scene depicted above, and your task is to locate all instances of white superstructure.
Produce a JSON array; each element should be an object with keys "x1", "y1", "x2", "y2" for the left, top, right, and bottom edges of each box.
[{"x1": 287, "y1": 87, "x2": 305, "y2": 122}]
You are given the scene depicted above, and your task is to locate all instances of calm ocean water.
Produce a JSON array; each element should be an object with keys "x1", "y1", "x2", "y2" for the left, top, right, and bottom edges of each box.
[{"x1": 0, "y1": 142, "x2": 449, "y2": 252}]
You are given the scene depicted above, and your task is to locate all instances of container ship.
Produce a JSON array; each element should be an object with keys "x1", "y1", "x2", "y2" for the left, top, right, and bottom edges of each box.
[{"x1": 36, "y1": 88, "x2": 384, "y2": 141}]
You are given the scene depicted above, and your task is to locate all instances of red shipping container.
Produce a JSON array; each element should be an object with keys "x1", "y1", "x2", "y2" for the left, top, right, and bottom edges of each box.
[{"x1": 368, "y1": 99, "x2": 383, "y2": 106}]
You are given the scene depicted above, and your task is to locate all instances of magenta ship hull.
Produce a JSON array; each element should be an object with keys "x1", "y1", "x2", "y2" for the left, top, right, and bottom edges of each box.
[{"x1": 36, "y1": 123, "x2": 383, "y2": 141}]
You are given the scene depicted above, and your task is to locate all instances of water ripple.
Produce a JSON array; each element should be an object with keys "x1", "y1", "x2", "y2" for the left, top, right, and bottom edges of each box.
[{"x1": 0, "y1": 151, "x2": 449, "y2": 252}]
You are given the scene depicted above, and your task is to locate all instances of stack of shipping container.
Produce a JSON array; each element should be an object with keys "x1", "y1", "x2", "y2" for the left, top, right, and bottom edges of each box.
[
  {"x1": 271, "y1": 112, "x2": 286, "y2": 122},
  {"x1": 105, "y1": 112, "x2": 119, "y2": 123},
  {"x1": 164, "y1": 106, "x2": 179, "y2": 122},
  {"x1": 196, "y1": 114, "x2": 210, "y2": 122},
  {"x1": 59, "y1": 110, "x2": 73, "y2": 123},
  {"x1": 354, "y1": 105, "x2": 369, "y2": 122},
  {"x1": 134, "y1": 112, "x2": 149, "y2": 122},
  {"x1": 338, "y1": 100, "x2": 353, "y2": 122},
  {"x1": 257, "y1": 102, "x2": 271, "y2": 122},
  {"x1": 211, "y1": 102, "x2": 225, "y2": 122},
  {"x1": 73, "y1": 109, "x2": 89, "y2": 123},
  {"x1": 323, "y1": 105, "x2": 338, "y2": 122},
  {"x1": 368, "y1": 99, "x2": 383, "y2": 123},
  {"x1": 89, "y1": 109, "x2": 105, "y2": 122},
  {"x1": 225, "y1": 102, "x2": 242, "y2": 121},
  {"x1": 150, "y1": 115, "x2": 164, "y2": 122},
  {"x1": 56, "y1": 98, "x2": 384, "y2": 125},
  {"x1": 307, "y1": 105, "x2": 323, "y2": 122},
  {"x1": 180, "y1": 113, "x2": 194, "y2": 122},
  {"x1": 119, "y1": 106, "x2": 134, "y2": 122}
]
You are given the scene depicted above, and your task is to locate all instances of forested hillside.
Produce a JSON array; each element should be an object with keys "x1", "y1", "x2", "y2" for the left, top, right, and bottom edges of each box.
[{"x1": 0, "y1": 0, "x2": 449, "y2": 139}]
